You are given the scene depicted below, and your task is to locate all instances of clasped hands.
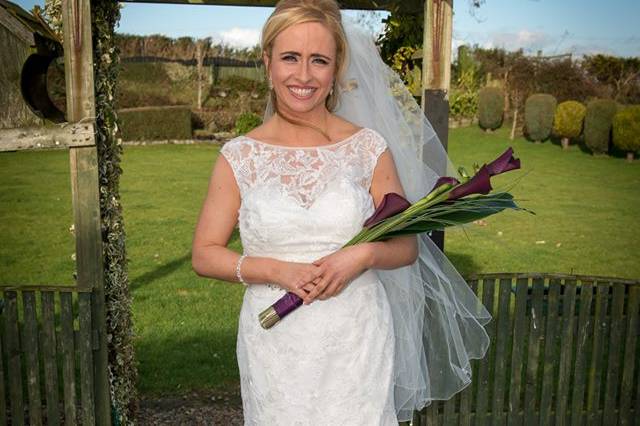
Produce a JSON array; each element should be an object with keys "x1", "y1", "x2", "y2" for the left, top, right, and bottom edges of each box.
[{"x1": 275, "y1": 244, "x2": 372, "y2": 305}]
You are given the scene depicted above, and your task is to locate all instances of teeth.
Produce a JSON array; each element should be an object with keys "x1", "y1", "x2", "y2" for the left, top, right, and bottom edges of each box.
[{"x1": 289, "y1": 87, "x2": 315, "y2": 97}]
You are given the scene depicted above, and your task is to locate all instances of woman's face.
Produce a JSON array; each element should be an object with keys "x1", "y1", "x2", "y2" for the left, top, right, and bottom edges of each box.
[{"x1": 265, "y1": 21, "x2": 337, "y2": 117}]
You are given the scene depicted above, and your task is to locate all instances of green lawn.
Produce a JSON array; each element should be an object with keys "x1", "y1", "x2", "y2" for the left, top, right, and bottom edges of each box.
[{"x1": 1, "y1": 126, "x2": 638, "y2": 396}]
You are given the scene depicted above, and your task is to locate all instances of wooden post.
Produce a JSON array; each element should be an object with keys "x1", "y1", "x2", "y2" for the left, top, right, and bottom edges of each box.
[
  {"x1": 422, "y1": 0, "x2": 453, "y2": 250},
  {"x1": 61, "y1": 0, "x2": 111, "y2": 423}
]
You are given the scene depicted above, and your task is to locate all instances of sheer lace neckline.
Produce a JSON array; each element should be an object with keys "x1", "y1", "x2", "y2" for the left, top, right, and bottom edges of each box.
[{"x1": 241, "y1": 127, "x2": 367, "y2": 150}]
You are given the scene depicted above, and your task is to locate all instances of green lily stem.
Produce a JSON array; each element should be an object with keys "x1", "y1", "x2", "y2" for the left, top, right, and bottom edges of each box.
[{"x1": 345, "y1": 189, "x2": 454, "y2": 246}]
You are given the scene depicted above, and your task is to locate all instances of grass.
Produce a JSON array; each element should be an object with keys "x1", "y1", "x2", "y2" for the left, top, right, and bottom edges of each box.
[
  {"x1": 445, "y1": 126, "x2": 640, "y2": 279},
  {"x1": 1, "y1": 126, "x2": 638, "y2": 396}
]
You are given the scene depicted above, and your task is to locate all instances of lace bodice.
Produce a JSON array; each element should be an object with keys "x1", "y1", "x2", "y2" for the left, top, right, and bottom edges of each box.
[{"x1": 220, "y1": 127, "x2": 388, "y2": 267}]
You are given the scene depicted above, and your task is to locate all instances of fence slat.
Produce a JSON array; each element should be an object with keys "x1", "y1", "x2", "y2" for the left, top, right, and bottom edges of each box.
[
  {"x1": 570, "y1": 281, "x2": 594, "y2": 426},
  {"x1": 475, "y1": 278, "x2": 496, "y2": 426},
  {"x1": 586, "y1": 283, "x2": 609, "y2": 426},
  {"x1": 442, "y1": 394, "x2": 456, "y2": 425},
  {"x1": 59, "y1": 292, "x2": 77, "y2": 425},
  {"x1": 603, "y1": 283, "x2": 625, "y2": 423},
  {"x1": 524, "y1": 278, "x2": 545, "y2": 426},
  {"x1": 78, "y1": 292, "x2": 95, "y2": 425},
  {"x1": 555, "y1": 280, "x2": 577, "y2": 426},
  {"x1": 41, "y1": 291, "x2": 61, "y2": 426},
  {"x1": 508, "y1": 277, "x2": 528, "y2": 426},
  {"x1": 492, "y1": 278, "x2": 512, "y2": 426},
  {"x1": 5, "y1": 291, "x2": 25, "y2": 425},
  {"x1": 539, "y1": 278, "x2": 561, "y2": 426},
  {"x1": 458, "y1": 280, "x2": 477, "y2": 426},
  {"x1": 22, "y1": 291, "x2": 43, "y2": 425},
  {"x1": 619, "y1": 286, "x2": 638, "y2": 425},
  {"x1": 425, "y1": 402, "x2": 439, "y2": 426},
  {"x1": 0, "y1": 292, "x2": 7, "y2": 424}
]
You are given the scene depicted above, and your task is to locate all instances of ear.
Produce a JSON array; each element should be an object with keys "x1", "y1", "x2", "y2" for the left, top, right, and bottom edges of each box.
[{"x1": 262, "y1": 51, "x2": 270, "y2": 76}]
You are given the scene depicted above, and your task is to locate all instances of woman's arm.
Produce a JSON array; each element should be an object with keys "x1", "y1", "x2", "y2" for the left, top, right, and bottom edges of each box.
[
  {"x1": 191, "y1": 153, "x2": 320, "y2": 299},
  {"x1": 365, "y1": 148, "x2": 419, "y2": 269}
]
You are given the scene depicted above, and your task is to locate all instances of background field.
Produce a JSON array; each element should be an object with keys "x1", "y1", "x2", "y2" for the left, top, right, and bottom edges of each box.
[{"x1": 1, "y1": 126, "x2": 638, "y2": 395}]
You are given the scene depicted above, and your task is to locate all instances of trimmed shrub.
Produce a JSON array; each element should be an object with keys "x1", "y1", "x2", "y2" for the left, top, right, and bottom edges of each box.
[
  {"x1": 478, "y1": 87, "x2": 504, "y2": 130},
  {"x1": 117, "y1": 105, "x2": 192, "y2": 140},
  {"x1": 584, "y1": 99, "x2": 618, "y2": 154},
  {"x1": 524, "y1": 94, "x2": 557, "y2": 142},
  {"x1": 553, "y1": 100, "x2": 586, "y2": 149},
  {"x1": 612, "y1": 105, "x2": 640, "y2": 161},
  {"x1": 234, "y1": 112, "x2": 262, "y2": 135}
]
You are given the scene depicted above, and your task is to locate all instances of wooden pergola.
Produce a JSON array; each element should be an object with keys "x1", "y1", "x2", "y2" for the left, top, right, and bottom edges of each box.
[{"x1": 0, "y1": 1, "x2": 453, "y2": 424}]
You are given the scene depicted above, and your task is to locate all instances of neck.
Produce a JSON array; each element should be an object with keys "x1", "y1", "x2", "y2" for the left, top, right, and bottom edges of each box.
[{"x1": 274, "y1": 105, "x2": 331, "y2": 140}]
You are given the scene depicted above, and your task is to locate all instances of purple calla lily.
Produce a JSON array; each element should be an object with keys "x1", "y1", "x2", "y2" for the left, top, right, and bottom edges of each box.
[
  {"x1": 448, "y1": 165, "x2": 492, "y2": 200},
  {"x1": 363, "y1": 192, "x2": 411, "y2": 228},
  {"x1": 486, "y1": 147, "x2": 521, "y2": 176},
  {"x1": 431, "y1": 176, "x2": 461, "y2": 192}
]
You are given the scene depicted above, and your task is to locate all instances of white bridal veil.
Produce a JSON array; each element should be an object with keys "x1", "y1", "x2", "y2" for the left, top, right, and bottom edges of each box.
[{"x1": 265, "y1": 18, "x2": 492, "y2": 423}]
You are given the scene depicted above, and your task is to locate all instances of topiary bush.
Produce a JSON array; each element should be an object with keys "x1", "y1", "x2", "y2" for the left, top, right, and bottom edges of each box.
[
  {"x1": 234, "y1": 112, "x2": 262, "y2": 135},
  {"x1": 612, "y1": 105, "x2": 640, "y2": 162},
  {"x1": 553, "y1": 100, "x2": 586, "y2": 149},
  {"x1": 478, "y1": 87, "x2": 504, "y2": 131},
  {"x1": 524, "y1": 94, "x2": 557, "y2": 142},
  {"x1": 584, "y1": 99, "x2": 618, "y2": 155}
]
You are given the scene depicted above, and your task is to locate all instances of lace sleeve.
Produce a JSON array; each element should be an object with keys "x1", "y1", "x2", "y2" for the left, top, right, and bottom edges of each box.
[
  {"x1": 364, "y1": 129, "x2": 389, "y2": 191},
  {"x1": 219, "y1": 137, "x2": 254, "y2": 196}
]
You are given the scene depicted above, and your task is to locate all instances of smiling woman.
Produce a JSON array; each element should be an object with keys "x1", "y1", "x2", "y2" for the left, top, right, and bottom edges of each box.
[
  {"x1": 191, "y1": 1, "x2": 411, "y2": 423},
  {"x1": 190, "y1": 0, "x2": 490, "y2": 424}
]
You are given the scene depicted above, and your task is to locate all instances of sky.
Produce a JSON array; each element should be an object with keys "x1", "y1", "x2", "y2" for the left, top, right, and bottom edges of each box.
[{"x1": 13, "y1": 0, "x2": 640, "y2": 58}]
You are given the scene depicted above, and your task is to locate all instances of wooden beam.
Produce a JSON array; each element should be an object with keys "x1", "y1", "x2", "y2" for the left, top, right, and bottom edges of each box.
[
  {"x1": 0, "y1": 123, "x2": 95, "y2": 152},
  {"x1": 421, "y1": 0, "x2": 453, "y2": 251},
  {"x1": 120, "y1": 0, "x2": 394, "y2": 9},
  {"x1": 61, "y1": 0, "x2": 111, "y2": 423},
  {"x1": 0, "y1": 5, "x2": 35, "y2": 45},
  {"x1": 422, "y1": 0, "x2": 452, "y2": 92}
]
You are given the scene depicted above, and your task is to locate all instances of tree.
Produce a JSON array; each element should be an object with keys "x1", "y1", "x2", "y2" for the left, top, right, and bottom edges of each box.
[
  {"x1": 195, "y1": 37, "x2": 211, "y2": 109},
  {"x1": 583, "y1": 54, "x2": 640, "y2": 102}
]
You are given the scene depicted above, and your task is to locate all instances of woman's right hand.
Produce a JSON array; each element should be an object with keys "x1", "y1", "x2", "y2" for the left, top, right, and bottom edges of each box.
[{"x1": 272, "y1": 260, "x2": 323, "y2": 300}]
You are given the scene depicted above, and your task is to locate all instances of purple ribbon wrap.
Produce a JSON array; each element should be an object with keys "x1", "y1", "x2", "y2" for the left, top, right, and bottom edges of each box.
[{"x1": 273, "y1": 291, "x2": 304, "y2": 319}]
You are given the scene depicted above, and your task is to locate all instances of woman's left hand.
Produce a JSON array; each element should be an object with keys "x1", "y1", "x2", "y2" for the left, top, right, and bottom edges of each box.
[{"x1": 302, "y1": 244, "x2": 372, "y2": 304}]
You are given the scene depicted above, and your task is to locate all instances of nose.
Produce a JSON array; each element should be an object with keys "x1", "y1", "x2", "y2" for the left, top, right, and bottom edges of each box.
[{"x1": 295, "y1": 59, "x2": 312, "y2": 83}]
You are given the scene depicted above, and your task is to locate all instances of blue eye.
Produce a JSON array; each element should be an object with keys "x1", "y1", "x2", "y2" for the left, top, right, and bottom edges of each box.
[
  {"x1": 282, "y1": 55, "x2": 297, "y2": 62},
  {"x1": 313, "y1": 58, "x2": 329, "y2": 65}
]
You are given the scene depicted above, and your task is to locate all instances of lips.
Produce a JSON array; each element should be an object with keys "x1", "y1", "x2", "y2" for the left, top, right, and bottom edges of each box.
[{"x1": 288, "y1": 86, "x2": 317, "y2": 99}]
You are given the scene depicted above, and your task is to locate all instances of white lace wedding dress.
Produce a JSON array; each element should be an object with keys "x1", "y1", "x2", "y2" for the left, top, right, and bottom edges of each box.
[{"x1": 220, "y1": 127, "x2": 399, "y2": 425}]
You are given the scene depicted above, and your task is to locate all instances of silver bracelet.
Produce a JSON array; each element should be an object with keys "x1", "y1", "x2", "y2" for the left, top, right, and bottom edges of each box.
[{"x1": 236, "y1": 254, "x2": 248, "y2": 286}]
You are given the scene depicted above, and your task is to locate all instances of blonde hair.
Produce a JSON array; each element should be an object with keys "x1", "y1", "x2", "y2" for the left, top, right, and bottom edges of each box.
[{"x1": 261, "y1": 0, "x2": 348, "y2": 140}]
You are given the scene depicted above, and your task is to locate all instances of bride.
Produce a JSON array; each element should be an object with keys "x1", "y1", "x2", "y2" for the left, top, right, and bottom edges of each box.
[{"x1": 192, "y1": 0, "x2": 490, "y2": 424}]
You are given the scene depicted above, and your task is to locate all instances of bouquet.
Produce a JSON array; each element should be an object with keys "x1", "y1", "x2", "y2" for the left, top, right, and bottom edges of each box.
[{"x1": 258, "y1": 147, "x2": 530, "y2": 329}]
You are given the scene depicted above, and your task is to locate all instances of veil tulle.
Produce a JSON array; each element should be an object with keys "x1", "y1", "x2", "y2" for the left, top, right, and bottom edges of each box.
[{"x1": 264, "y1": 18, "x2": 491, "y2": 422}]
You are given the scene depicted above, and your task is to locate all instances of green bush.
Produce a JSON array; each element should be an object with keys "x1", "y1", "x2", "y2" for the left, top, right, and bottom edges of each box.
[
  {"x1": 118, "y1": 106, "x2": 192, "y2": 140},
  {"x1": 612, "y1": 105, "x2": 640, "y2": 160},
  {"x1": 553, "y1": 100, "x2": 586, "y2": 146},
  {"x1": 584, "y1": 99, "x2": 618, "y2": 154},
  {"x1": 524, "y1": 94, "x2": 557, "y2": 142},
  {"x1": 234, "y1": 112, "x2": 262, "y2": 135},
  {"x1": 478, "y1": 87, "x2": 504, "y2": 130}
]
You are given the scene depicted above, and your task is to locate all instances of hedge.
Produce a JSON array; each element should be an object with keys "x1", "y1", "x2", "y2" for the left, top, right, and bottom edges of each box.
[
  {"x1": 117, "y1": 105, "x2": 192, "y2": 140},
  {"x1": 525, "y1": 94, "x2": 557, "y2": 142},
  {"x1": 584, "y1": 99, "x2": 618, "y2": 155}
]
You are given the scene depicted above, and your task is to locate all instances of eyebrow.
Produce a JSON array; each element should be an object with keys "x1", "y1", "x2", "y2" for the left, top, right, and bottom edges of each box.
[{"x1": 280, "y1": 51, "x2": 332, "y2": 61}]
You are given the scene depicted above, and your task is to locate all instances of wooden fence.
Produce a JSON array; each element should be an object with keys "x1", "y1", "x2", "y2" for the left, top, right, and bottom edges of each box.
[
  {"x1": 0, "y1": 286, "x2": 99, "y2": 425},
  {"x1": 416, "y1": 273, "x2": 640, "y2": 426}
]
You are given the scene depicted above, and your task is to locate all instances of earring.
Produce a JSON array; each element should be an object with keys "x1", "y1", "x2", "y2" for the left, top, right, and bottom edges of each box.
[
  {"x1": 329, "y1": 87, "x2": 334, "y2": 97},
  {"x1": 268, "y1": 77, "x2": 273, "y2": 90}
]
